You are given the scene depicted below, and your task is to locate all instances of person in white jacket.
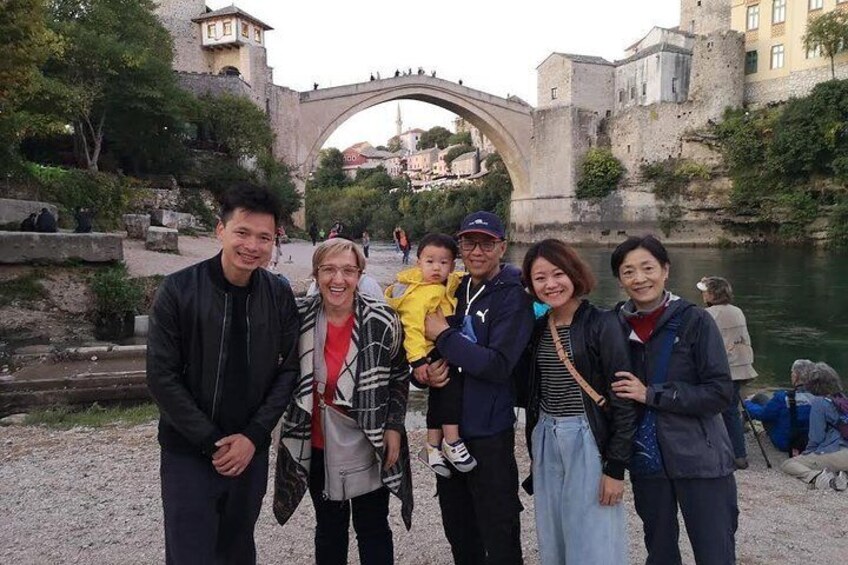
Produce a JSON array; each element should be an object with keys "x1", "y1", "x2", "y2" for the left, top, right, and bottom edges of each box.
[{"x1": 697, "y1": 276, "x2": 757, "y2": 469}]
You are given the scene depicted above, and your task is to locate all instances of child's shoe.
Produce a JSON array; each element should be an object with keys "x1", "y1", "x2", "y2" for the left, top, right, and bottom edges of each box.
[
  {"x1": 417, "y1": 444, "x2": 452, "y2": 478},
  {"x1": 442, "y1": 439, "x2": 477, "y2": 473},
  {"x1": 831, "y1": 470, "x2": 848, "y2": 492},
  {"x1": 813, "y1": 469, "x2": 835, "y2": 490}
]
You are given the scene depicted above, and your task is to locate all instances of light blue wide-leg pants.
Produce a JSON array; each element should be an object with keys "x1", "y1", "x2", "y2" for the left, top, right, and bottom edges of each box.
[{"x1": 532, "y1": 412, "x2": 628, "y2": 565}]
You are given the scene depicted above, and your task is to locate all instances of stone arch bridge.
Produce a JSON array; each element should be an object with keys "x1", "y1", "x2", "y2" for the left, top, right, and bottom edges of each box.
[{"x1": 274, "y1": 75, "x2": 533, "y2": 218}]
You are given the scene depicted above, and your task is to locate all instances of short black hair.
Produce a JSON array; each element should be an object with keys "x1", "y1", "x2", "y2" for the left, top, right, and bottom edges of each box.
[
  {"x1": 417, "y1": 233, "x2": 458, "y2": 260},
  {"x1": 610, "y1": 234, "x2": 670, "y2": 278},
  {"x1": 219, "y1": 183, "x2": 282, "y2": 226}
]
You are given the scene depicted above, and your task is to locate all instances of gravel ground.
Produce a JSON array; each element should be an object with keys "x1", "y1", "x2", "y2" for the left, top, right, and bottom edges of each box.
[{"x1": 1, "y1": 413, "x2": 846, "y2": 565}]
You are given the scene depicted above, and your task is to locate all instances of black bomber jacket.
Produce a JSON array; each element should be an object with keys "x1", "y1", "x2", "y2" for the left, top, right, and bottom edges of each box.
[
  {"x1": 146, "y1": 253, "x2": 300, "y2": 456},
  {"x1": 522, "y1": 300, "x2": 637, "y2": 482}
]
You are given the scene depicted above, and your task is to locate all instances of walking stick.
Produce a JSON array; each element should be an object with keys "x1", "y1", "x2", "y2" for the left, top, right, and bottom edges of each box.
[{"x1": 737, "y1": 391, "x2": 772, "y2": 468}]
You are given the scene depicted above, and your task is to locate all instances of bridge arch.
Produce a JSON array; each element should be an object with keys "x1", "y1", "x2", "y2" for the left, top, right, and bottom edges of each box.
[{"x1": 294, "y1": 76, "x2": 533, "y2": 200}]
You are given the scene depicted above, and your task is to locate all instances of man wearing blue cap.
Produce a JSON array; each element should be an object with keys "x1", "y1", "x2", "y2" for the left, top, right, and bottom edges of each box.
[{"x1": 424, "y1": 211, "x2": 534, "y2": 565}]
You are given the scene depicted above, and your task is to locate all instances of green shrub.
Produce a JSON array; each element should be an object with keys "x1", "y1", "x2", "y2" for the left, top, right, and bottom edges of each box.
[
  {"x1": 641, "y1": 159, "x2": 710, "y2": 201},
  {"x1": 0, "y1": 271, "x2": 47, "y2": 306},
  {"x1": 90, "y1": 263, "x2": 143, "y2": 318},
  {"x1": 180, "y1": 189, "x2": 216, "y2": 230},
  {"x1": 576, "y1": 149, "x2": 624, "y2": 199}
]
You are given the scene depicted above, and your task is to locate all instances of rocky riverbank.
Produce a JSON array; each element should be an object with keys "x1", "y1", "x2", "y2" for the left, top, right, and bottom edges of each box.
[{"x1": 1, "y1": 420, "x2": 845, "y2": 564}]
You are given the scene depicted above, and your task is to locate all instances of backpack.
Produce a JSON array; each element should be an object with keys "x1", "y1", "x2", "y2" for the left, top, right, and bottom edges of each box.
[{"x1": 830, "y1": 393, "x2": 848, "y2": 441}]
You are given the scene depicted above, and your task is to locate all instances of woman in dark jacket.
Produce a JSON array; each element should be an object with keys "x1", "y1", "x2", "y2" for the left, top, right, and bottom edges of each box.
[
  {"x1": 521, "y1": 239, "x2": 636, "y2": 565},
  {"x1": 610, "y1": 235, "x2": 738, "y2": 565}
]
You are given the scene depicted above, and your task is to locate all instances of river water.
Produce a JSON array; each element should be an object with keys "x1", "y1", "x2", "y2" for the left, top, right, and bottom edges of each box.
[{"x1": 505, "y1": 245, "x2": 848, "y2": 388}]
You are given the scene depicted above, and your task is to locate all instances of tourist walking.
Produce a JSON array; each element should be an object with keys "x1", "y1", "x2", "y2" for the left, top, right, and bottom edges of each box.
[
  {"x1": 697, "y1": 276, "x2": 757, "y2": 469},
  {"x1": 520, "y1": 239, "x2": 636, "y2": 565},
  {"x1": 273, "y1": 238, "x2": 412, "y2": 564},
  {"x1": 422, "y1": 211, "x2": 534, "y2": 565},
  {"x1": 609, "y1": 235, "x2": 738, "y2": 565},
  {"x1": 361, "y1": 229, "x2": 371, "y2": 258},
  {"x1": 309, "y1": 221, "x2": 319, "y2": 246},
  {"x1": 146, "y1": 183, "x2": 300, "y2": 565},
  {"x1": 397, "y1": 228, "x2": 411, "y2": 265}
]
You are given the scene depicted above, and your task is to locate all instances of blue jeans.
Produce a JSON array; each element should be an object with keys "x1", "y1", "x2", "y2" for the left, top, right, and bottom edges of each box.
[
  {"x1": 722, "y1": 381, "x2": 747, "y2": 459},
  {"x1": 532, "y1": 413, "x2": 628, "y2": 565}
]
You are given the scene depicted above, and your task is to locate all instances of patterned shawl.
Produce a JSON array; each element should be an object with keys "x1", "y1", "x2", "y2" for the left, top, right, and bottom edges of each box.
[{"x1": 272, "y1": 292, "x2": 413, "y2": 529}]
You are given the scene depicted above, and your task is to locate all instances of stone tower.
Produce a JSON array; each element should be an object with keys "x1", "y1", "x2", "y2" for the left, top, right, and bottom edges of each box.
[
  {"x1": 680, "y1": 0, "x2": 731, "y2": 36},
  {"x1": 154, "y1": 0, "x2": 209, "y2": 73}
]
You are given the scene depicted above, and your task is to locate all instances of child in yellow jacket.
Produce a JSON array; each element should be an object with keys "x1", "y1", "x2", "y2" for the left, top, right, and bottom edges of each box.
[{"x1": 385, "y1": 233, "x2": 477, "y2": 476}]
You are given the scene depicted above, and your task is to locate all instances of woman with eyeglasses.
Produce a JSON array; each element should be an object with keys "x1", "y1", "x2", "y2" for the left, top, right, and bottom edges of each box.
[
  {"x1": 609, "y1": 235, "x2": 738, "y2": 565},
  {"x1": 273, "y1": 239, "x2": 412, "y2": 565}
]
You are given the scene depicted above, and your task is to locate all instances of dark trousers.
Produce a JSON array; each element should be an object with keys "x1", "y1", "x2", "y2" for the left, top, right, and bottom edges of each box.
[
  {"x1": 436, "y1": 428, "x2": 523, "y2": 565},
  {"x1": 160, "y1": 447, "x2": 269, "y2": 565},
  {"x1": 426, "y1": 372, "x2": 463, "y2": 430},
  {"x1": 632, "y1": 474, "x2": 738, "y2": 565},
  {"x1": 308, "y1": 448, "x2": 393, "y2": 565}
]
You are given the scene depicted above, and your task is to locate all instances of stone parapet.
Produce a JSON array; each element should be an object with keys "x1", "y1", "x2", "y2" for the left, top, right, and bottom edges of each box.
[
  {"x1": 123, "y1": 214, "x2": 150, "y2": 240},
  {"x1": 151, "y1": 209, "x2": 197, "y2": 230},
  {"x1": 0, "y1": 233, "x2": 123, "y2": 263},
  {"x1": 0, "y1": 198, "x2": 59, "y2": 226}
]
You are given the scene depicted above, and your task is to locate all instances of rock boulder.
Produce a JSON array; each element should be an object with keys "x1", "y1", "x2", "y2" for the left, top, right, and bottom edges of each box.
[{"x1": 145, "y1": 226, "x2": 179, "y2": 253}]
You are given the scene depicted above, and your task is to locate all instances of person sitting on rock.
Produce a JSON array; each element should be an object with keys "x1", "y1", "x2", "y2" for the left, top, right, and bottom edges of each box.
[
  {"x1": 20, "y1": 213, "x2": 37, "y2": 232},
  {"x1": 35, "y1": 208, "x2": 57, "y2": 233}
]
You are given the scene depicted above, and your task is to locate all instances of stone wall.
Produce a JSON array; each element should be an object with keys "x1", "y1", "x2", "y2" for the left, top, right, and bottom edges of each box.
[
  {"x1": 176, "y1": 72, "x2": 254, "y2": 100},
  {"x1": 745, "y1": 61, "x2": 848, "y2": 107},
  {"x1": 0, "y1": 233, "x2": 124, "y2": 264},
  {"x1": 154, "y1": 0, "x2": 210, "y2": 74},
  {"x1": 680, "y1": 0, "x2": 731, "y2": 36},
  {"x1": 614, "y1": 49, "x2": 692, "y2": 113},
  {"x1": 0, "y1": 199, "x2": 59, "y2": 226},
  {"x1": 572, "y1": 63, "x2": 615, "y2": 118}
]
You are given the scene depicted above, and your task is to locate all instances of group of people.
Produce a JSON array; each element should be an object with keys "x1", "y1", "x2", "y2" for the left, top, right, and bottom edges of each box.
[
  {"x1": 19, "y1": 207, "x2": 57, "y2": 233},
  {"x1": 145, "y1": 181, "x2": 844, "y2": 565}
]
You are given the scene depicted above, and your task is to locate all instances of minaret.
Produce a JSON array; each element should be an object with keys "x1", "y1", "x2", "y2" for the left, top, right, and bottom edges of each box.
[{"x1": 396, "y1": 104, "x2": 403, "y2": 137}]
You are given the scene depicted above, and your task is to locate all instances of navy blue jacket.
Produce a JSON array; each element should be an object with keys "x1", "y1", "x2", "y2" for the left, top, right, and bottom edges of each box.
[
  {"x1": 434, "y1": 264, "x2": 534, "y2": 439},
  {"x1": 617, "y1": 296, "x2": 735, "y2": 479}
]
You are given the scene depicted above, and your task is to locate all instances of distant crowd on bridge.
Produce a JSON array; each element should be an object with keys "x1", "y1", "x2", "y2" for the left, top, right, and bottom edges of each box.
[{"x1": 313, "y1": 68, "x2": 464, "y2": 91}]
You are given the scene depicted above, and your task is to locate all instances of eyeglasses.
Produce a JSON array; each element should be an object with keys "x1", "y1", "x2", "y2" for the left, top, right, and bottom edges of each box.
[
  {"x1": 317, "y1": 265, "x2": 362, "y2": 278},
  {"x1": 459, "y1": 239, "x2": 502, "y2": 253}
]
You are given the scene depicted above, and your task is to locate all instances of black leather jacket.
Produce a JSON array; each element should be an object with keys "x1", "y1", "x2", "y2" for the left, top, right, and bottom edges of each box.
[
  {"x1": 523, "y1": 300, "x2": 637, "y2": 482},
  {"x1": 146, "y1": 254, "x2": 300, "y2": 456}
]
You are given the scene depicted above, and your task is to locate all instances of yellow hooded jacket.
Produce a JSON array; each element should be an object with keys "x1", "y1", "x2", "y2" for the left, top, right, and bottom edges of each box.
[{"x1": 385, "y1": 267, "x2": 465, "y2": 366}]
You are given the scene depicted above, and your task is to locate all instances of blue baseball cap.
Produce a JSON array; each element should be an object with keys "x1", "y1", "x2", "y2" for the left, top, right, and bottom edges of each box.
[{"x1": 457, "y1": 211, "x2": 505, "y2": 240}]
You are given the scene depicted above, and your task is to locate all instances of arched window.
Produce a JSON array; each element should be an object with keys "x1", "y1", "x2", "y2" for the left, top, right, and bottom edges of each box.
[{"x1": 220, "y1": 66, "x2": 241, "y2": 77}]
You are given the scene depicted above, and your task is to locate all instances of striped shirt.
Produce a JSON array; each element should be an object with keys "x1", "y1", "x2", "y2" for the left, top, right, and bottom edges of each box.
[{"x1": 537, "y1": 325, "x2": 585, "y2": 417}]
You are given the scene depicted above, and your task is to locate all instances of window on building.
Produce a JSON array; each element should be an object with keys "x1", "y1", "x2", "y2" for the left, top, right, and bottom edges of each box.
[
  {"x1": 806, "y1": 42, "x2": 822, "y2": 59},
  {"x1": 641, "y1": 82, "x2": 646, "y2": 96},
  {"x1": 551, "y1": 87, "x2": 558, "y2": 100},
  {"x1": 745, "y1": 50, "x2": 759, "y2": 74},
  {"x1": 254, "y1": 28, "x2": 261, "y2": 43},
  {"x1": 671, "y1": 77, "x2": 678, "y2": 94},
  {"x1": 809, "y1": 0, "x2": 823, "y2": 10},
  {"x1": 771, "y1": 44, "x2": 785, "y2": 69},
  {"x1": 772, "y1": 0, "x2": 786, "y2": 24},
  {"x1": 223, "y1": 21, "x2": 232, "y2": 35},
  {"x1": 241, "y1": 22, "x2": 250, "y2": 37},
  {"x1": 207, "y1": 23, "x2": 216, "y2": 39},
  {"x1": 747, "y1": 5, "x2": 760, "y2": 30},
  {"x1": 618, "y1": 90, "x2": 624, "y2": 103},
  {"x1": 630, "y1": 86, "x2": 636, "y2": 100}
]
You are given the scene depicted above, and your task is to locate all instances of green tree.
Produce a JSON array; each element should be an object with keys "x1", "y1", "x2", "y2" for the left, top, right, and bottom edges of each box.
[
  {"x1": 416, "y1": 126, "x2": 452, "y2": 150},
  {"x1": 42, "y1": 0, "x2": 183, "y2": 171},
  {"x1": 258, "y1": 154, "x2": 302, "y2": 220},
  {"x1": 804, "y1": 10, "x2": 848, "y2": 80},
  {"x1": 355, "y1": 165, "x2": 395, "y2": 190},
  {"x1": 0, "y1": 0, "x2": 63, "y2": 170},
  {"x1": 310, "y1": 148, "x2": 348, "y2": 189},
  {"x1": 444, "y1": 145, "x2": 475, "y2": 167},
  {"x1": 386, "y1": 136, "x2": 402, "y2": 152},
  {"x1": 447, "y1": 131, "x2": 472, "y2": 146},
  {"x1": 194, "y1": 94, "x2": 274, "y2": 158}
]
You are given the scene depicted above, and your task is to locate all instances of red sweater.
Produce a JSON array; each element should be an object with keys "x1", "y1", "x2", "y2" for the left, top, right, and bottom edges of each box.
[{"x1": 311, "y1": 314, "x2": 355, "y2": 449}]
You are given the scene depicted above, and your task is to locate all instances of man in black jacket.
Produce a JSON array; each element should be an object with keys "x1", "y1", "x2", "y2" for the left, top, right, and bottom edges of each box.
[{"x1": 146, "y1": 183, "x2": 299, "y2": 565}]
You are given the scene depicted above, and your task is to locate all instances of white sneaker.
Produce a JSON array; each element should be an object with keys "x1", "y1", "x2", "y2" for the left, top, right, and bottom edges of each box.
[
  {"x1": 442, "y1": 439, "x2": 478, "y2": 473},
  {"x1": 417, "y1": 444, "x2": 452, "y2": 478},
  {"x1": 813, "y1": 469, "x2": 835, "y2": 490},
  {"x1": 831, "y1": 470, "x2": 848, "y2": 492}
]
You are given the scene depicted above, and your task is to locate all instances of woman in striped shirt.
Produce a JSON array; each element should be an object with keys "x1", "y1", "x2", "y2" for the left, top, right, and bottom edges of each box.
[{"x1": 521, "y1": 239, "x2": 636, "y2": 565}]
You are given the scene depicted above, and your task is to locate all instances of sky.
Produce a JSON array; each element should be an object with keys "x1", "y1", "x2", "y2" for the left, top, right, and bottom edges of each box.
[{"x1": 206, "y1": 0, "x2": 682, "y2": 151}]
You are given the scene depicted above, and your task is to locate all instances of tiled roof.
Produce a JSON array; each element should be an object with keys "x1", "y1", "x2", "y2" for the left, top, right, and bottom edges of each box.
[{"x1": 193, "y1": 6, "x2": 273, "y2": 30}]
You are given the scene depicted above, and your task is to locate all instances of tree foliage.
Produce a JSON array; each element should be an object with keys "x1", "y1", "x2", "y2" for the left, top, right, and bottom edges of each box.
[
  {"x1": 193, "y1": 94, "x2": 275, "y2": 158},
  {"x1": 804, "y1": 10, "x2": 848, "y2": 80},
  {"x1": 40, "y1": 0, "x2": 185, "y2": 171},
  {"x1": 447, "y1": 131, "x2": 472, "y2": 147},
  {"x1": 310, "y1": 148, "x2": 348, "y2": 190},
  {"x1": 575, "y1": 148, "x2": 624, "y2": 199},
  {"x1": 416, "y1": 126, "x2": 452, "y2": 150}
]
